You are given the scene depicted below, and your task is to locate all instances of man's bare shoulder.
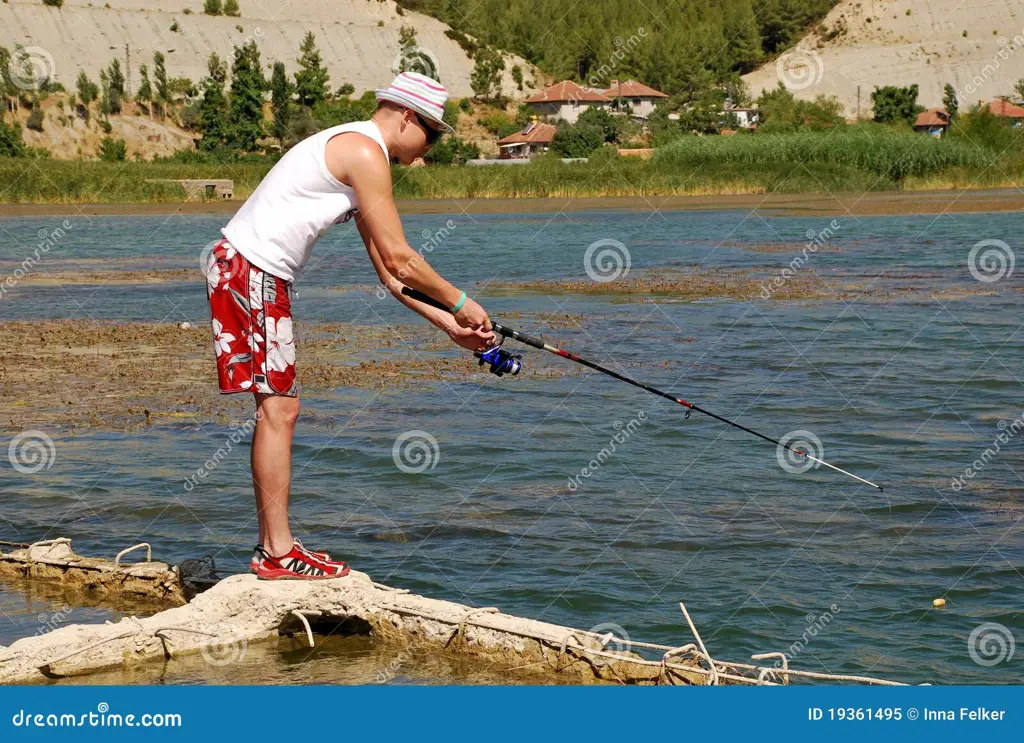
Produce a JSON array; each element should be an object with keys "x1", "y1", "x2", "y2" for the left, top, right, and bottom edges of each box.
[{"x1": 324, "y1": 130, "x2": 389, "y2": 186}]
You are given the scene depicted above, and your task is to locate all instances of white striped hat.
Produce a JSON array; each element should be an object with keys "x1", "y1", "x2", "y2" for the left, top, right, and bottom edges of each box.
[{"x1": 375, "y1": 71, "x2": 455, "y2": 134}]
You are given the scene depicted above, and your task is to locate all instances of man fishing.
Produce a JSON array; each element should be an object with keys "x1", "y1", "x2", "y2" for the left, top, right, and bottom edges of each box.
[{"x1": 204, "y1": 72, "x2": 494, "y2": 580}]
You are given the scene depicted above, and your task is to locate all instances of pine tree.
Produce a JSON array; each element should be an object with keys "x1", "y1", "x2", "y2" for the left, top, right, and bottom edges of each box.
[
  {"x1": 107, "y1": 59, "x2": 125, "y2": 114},
  {"x1": 199, "y1": 52, "x2": 229, "y2": 150},
  {"x1": 470, "y1": 46, "x2": 504, "y2": 103},
  {"x1": 270, "y1": 61, "x2": 292, "y2": 147},
  {"x1": 75, "y1": 70, "x2": 98, "y2": 121},
  {"x1": 137, "y1": 64, "x2": 152, "y2": 114},
  {"x1": 153, "y1": 52, "x2": 168, "y2": 117},
  {"x1": 943, "y1": 83, "x2": 959, "y2": 119},
  {"x1": 99, "y1": 69, "x2": 111, "y2": 116},
  {"x1": 228, "y1": 40, "x2": 265, "y2": 150},
  {"x1": 294, "y1": 32, "x2": 329, "y2": 107},
  {"x1": 724, "y1": 0, "x2": 763, "y2": 73},
  {"x1": 0, "y1": 47, "x2": 13, "y2": 116}
]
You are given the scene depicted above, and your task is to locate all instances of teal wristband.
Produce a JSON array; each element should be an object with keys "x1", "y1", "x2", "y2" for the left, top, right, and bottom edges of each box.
[{"x1": 450, "y1": 291, "x2": 467, "y2": 313}]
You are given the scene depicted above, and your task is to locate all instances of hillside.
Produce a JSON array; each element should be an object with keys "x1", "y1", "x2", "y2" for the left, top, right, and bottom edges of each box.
[
  {"x1": 0, "y1": 0, "x2": 538, "y2": 97},
  {"x1": 743, "y1": 0, "x2": 1024, "y2": 116}
]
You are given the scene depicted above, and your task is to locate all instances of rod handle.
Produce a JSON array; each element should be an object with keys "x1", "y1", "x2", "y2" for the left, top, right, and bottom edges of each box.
[{"x1": 400, "y1": 286, "x2": 450, "y2": 312}]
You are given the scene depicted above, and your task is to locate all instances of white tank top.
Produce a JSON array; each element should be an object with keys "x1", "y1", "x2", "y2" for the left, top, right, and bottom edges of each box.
[{"x1": 222, "y1": 120, "x2": 389, "y2": 283}]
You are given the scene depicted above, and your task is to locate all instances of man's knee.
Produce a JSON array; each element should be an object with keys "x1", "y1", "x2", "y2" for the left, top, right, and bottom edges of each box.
[{"x1": 257, "y1": 395, "x2": 300, "y2": 429}]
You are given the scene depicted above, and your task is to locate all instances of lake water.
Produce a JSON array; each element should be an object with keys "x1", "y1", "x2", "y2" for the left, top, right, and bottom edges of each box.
[{"x1": 0, "y1": 207, "x2": 1021, "y2": 685}]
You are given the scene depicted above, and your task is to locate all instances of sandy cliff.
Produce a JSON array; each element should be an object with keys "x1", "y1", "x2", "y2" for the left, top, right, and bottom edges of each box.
[{"x1": 743, "y1": 0, "x2": 1024, "y2": 116}]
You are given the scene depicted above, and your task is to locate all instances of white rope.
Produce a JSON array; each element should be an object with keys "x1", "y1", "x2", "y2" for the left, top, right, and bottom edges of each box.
[
  {"x1": 291, "y1": 610, "x2": 317, "y2": 648},
  {"x1": 114, "y1": 543, "x2": 152, "y2": 566}
]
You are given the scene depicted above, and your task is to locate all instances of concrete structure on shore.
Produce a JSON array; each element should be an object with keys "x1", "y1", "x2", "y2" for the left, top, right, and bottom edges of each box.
[{"x1": 0, "y1": 538, "x2": 909, "y2": 686}]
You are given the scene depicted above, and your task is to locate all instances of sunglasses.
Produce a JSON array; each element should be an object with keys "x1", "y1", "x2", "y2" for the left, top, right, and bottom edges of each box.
[{"x1": 414, "y1": 112, "x2": 444, "y2": 145}]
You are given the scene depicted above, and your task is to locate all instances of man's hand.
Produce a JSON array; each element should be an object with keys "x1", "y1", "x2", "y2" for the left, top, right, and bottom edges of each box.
[
  {"x1": 453, "y1": 297, "x2": 492, "y2": 332},
  {"x1": 448, "y1": 324, "x2": 495, "y2": 352}
]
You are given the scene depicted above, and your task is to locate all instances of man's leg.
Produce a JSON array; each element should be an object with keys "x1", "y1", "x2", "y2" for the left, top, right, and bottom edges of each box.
[{"x1": 252, "y1": 392, "x2": 300, "y2": 558}]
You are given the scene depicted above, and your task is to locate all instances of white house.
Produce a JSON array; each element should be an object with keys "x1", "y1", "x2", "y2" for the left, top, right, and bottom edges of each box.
[
  {"x1": 601, "y1": 79, "x2": 668, "y2": 119},
  {"x1": 525, "y1": 81, "x2": 612, "y2": 124}
]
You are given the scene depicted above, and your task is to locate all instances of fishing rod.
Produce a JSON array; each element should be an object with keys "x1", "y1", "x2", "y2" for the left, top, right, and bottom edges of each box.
[{"x1": 401, "y1": 287, "x2": 883, "y2": 492}]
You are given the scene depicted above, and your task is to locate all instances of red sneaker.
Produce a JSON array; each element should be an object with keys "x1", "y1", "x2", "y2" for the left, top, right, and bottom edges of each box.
[
  {"x1": 255, "y1": 545, "x2": 350, "y2": 580},
  {"x1": 250, "y1": 539, "x2": 332, "y2": 574}
]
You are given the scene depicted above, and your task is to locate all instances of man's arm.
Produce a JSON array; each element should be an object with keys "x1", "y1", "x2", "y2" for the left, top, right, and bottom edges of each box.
[
  {"x1": 324, "y1": 134, "x2": 490, "y2": 331},
  {"x1": 354, "y1": 212, "x2": 458, "y2": 332}
]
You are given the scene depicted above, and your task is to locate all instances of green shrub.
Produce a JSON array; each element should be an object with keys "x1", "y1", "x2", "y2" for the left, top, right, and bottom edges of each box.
[
  {"x1": 424, "y1": 136, "x2": 480, "y2": 165},
  {"x1": 551, "y1": 122, "x2": 603, "y2": 158},
  {"x1": 0, "y1": 121, "x2": 28, "y2": 157},
  {"x1": 98, "y1": 136, "x2": 127, "y2": 161},
  {"x1": 26, "y1": 108, "x2": 45, "y2": 132}
]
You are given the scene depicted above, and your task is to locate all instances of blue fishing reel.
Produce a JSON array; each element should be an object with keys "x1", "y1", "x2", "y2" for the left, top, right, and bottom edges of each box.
[{"x1": 475, "y1": 339, "x2": 523, "y2": 377}]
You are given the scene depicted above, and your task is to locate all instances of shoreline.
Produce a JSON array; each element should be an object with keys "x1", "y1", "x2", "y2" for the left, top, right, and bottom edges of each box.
[{"x1": 2, "y1": 188, "x2": 1024, "y2": 218}]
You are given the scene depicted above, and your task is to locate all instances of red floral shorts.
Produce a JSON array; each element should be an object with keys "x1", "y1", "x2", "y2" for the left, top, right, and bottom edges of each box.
[{"x1": 205, "y1": 238, "x2": 298, "y2": 396}]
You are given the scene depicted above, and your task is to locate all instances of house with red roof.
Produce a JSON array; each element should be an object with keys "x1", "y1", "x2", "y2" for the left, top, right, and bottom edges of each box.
[
  {"x1": 914, "y1": 108, "x2": 951, "y2": 137},
  {"x1": 601, "y1": 79, "x2": 668, "y2": 119},
  {"x1": 497, "y1": 121, "x2": 557, "y2": 159},
  {"x1": 986, "y1": 98, "x2": 1024, "y2": 127},
  {"x1": 524, "y1": 81, "x2": 611, "y2": 123}
]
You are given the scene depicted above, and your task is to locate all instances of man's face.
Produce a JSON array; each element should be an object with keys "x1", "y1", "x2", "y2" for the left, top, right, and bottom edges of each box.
[{"x1": 402, "y1": 109, "x2": 442, "y2": 162}]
